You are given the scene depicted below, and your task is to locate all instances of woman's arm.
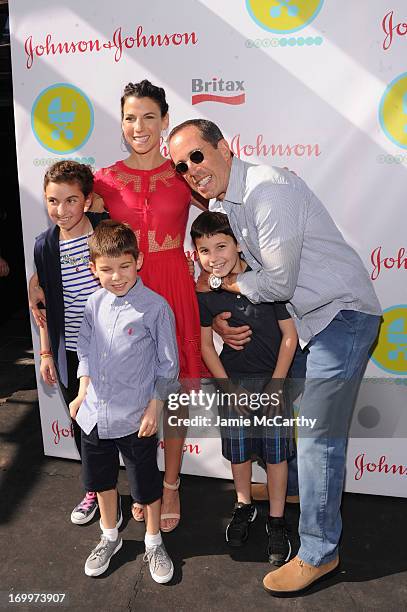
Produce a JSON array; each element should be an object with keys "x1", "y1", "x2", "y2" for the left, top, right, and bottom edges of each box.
[
  {"x1": 39, "y1": 318, "x2": 57, "y2": 386},
  {"x1": 88, "y1": 192, "x2": 107, "y2": 213}
]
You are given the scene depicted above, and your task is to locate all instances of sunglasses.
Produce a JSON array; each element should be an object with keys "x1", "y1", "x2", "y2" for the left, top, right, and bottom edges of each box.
[{"x1": 175, "y1": 149, "x2": 204, "y2": 174}]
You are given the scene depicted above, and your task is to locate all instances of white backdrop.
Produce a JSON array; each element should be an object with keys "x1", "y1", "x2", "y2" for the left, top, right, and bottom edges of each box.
[{"x1": 8, "y1": 0, "x2": 407, "y2": 496}]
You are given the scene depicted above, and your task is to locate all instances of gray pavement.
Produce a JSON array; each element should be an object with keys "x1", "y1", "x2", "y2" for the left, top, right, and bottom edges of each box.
[{"x1": 1, "y1": 311, "x2": 406, "y2": 611}]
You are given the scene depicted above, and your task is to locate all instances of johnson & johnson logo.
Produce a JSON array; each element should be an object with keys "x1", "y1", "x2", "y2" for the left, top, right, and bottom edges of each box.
[
  {"x1": 191, "y1": 78, "x2": 245, "y2": 106},
  {"x1": 51, "y1": 420, "x2": 74, "y2": 445},
  {"x1": 25, "y1": 26, "x2": 198, "y2": 70},
  {"x1": 354, "y1": 453, "x2": 407, "y2": 481}
]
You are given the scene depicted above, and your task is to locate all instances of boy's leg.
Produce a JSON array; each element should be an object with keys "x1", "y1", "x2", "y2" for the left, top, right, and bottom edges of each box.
[
  {"x1": 81, "y1": 428, "x2": 122, "y2": 577},
  {"x1": 59, "y1": 350, "x2": 98, "y2": 525},
  {"x1": 266, "y1": 461, "x2": 291, "y2": 566},
  {"x1": 231, "y1": 460, "x2": 252, "y2": 505},
  {"x1": 118, "y1": 432, "x2": 173, "y2": 584}
]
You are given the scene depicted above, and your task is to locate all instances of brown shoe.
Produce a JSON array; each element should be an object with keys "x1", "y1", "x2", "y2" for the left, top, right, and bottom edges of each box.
[
  {"x1": 263, "y1": 555, "x2": 339, "y2": 597},
  {"x1": 285, "y1": 494, "x2": 300, "y2": 504}
]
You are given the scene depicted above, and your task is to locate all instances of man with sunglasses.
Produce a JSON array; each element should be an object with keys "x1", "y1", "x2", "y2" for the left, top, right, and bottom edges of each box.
[{"x1": 168, "y1": 119, "x2": 381, "y2": 597}]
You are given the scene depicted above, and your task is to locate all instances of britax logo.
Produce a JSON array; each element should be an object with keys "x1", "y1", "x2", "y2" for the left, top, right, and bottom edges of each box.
[{"x1": 191, "y1": 77, "x2": 246, "y2": 105}]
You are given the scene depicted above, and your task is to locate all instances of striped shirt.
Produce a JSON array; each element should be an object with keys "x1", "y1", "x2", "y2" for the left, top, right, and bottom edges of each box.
[
  {"x1": 60, "y1": 233, "x2": 99, "y2": 351},
  {"x1": 210, "y1": 156, "x2": 381, "y2": 347},
  {"x1": 76, "y1": 278, "x2": 179, "y2": 439}
]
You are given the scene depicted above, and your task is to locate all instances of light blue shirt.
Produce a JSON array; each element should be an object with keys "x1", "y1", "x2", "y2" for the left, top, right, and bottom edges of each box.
[
  {"x1": 76, "y1": 278, "x2": 179, "y2": 438},
  {"x1": 210, "y1": 156, "x2": 381, "y2": 347}
]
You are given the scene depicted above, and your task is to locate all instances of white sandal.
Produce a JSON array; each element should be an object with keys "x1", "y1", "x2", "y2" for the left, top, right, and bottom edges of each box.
[{"x1": 160, "y1": 477, "x2": 180, "y2": 533}]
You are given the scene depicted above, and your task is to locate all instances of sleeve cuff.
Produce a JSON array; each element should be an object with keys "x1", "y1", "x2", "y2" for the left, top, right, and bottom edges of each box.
[
  {"x1": 77, "y1": 360, "x2": 90, "y2": 378},
  {"x1": 236, "y1": 271, "x2": 261, "y2": 304}
]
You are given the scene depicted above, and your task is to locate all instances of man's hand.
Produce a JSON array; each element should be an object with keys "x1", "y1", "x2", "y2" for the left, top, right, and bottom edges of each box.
[
  {"x1": 262, "y1": 379, "x2": 285, "y2": 417},
  {"x1": 40, "y1": 356, "x2": 57, "y2": 386},
  {"x1": 212, "y1": 312, "x2": 252, "y2": 351},
  {"x1": 28, "y1": 274, "x2": 46, "y2": 327},
  {"x1": 69, "y1": 395, "x2": 84, "y2": 420},
  {"x1": 138, "y1": 399, "x2": 163, "y2": 438},
  {"x1": 195, "y1": 268, "x2": 211, "y2": 293}
]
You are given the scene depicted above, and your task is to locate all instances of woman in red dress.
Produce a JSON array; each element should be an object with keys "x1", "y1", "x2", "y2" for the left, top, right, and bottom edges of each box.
[{"x1": 92, "y1": 80, "x2": 205, "y2": 531}]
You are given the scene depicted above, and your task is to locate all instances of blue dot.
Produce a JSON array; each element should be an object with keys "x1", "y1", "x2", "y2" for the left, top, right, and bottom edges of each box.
[
  {"x1": 314, "y1": 36, "x2": 323, "y2": 45},
  {"x1": 297, "y1": 37, "x2": 304, "y2": 46},
  {"x1": 288, "y1": 38, "x2": 296, "y2": 46},
  {"x1": 279, "y1": 38, "x2": 287, "y2": 46}
]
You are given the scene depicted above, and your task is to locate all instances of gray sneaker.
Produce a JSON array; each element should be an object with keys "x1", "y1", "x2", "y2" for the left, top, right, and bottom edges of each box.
[
  {"x1": 143, "y1": 542, "x2": 174, "y2": 584},
  {"x1": 84, "y1": 535, "x2": 122, "y2": 577}
]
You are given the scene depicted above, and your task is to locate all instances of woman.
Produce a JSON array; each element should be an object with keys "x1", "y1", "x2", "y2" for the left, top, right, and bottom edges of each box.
[{"x1": 30, "y1": 80, "x2": 205, "y2": 531}]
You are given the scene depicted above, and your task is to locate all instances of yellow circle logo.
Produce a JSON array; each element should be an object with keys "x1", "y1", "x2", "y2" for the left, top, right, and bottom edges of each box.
[
  {"x1": 31, "y1": 84, "x2": 94, "y2": 154},
  {"x1": 379, "y1": 73, "x2": 407, "y2": 149},
  {"x1": 246, "y1": 0, "x2": 324, "y2": 34},
  {"x1": 371, "y1": 305, "x2": 407, "y2": 374}
]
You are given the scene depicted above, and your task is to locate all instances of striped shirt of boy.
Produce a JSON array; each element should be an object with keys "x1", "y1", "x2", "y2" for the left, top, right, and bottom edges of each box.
[{"x1": 60, "y1": 233, "x2": 100, "y2": 351}]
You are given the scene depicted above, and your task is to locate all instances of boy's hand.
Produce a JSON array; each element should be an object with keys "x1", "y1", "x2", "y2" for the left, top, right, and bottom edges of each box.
[
  {"x1": 138, "y1": 399, "x2": 163, "y2": 438},
  {"x1": 40, "y1": 356, "x2": 57, "y2": 386},
  {"x1": 69, "y1": 396, "x2": 84, "y2": 420},
  {"x1": 212, "y1": 312, "x2": 252, "y2": 350}
]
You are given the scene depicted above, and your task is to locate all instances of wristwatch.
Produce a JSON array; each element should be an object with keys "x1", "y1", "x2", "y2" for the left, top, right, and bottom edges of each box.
[{"x1": 208, "y1": 274, "x2": 222, "y2": 291}]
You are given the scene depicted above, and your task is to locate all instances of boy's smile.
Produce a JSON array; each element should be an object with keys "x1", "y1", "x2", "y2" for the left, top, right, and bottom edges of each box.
[
  {"x1": 90, "y1": 253, "x2": 144, "y2": 297},
  {"x1": 195, "y1": 233, "x2": 245, "y2": 278}
]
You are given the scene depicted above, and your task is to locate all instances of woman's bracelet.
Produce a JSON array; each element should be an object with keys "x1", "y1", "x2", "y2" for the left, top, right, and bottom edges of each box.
[{"x1": 40, "y1": 351, "x2": 53, "y2": 360}]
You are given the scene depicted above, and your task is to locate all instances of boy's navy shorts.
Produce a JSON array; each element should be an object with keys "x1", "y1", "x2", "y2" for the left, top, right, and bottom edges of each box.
[
  {"x1": 220, "y1": 375, "x2": 294, "y2": 466},
  {"x1": 81, "y1": 426, "x2": 162, "y2": 505}
]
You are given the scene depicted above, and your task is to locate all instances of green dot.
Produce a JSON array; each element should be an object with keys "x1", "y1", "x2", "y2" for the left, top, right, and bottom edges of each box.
[
  {"x1": 288, "y1": 38, "x2": 296, "y2": 46},
  {"x1": 305, "y1": 37, "x2": 313, "y2": 45},
  {"x1": 279, "y1": 38, "x2": 287, "y2": 46},
  {"x1": 314, "y1": 36, "x2": 323, "y2": 45},
  {"x1": 297, "y1": 37, "x2": 304, "y2": 46}
]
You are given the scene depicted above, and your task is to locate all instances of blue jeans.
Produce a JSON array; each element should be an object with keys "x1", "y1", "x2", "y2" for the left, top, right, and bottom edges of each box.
[{"x1": 292, "y1": 310, "x2": 380, "y2": 566}]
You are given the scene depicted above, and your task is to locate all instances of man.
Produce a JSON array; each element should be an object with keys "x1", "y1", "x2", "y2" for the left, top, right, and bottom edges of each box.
[{"x1": 169, "y1": 119, "x2": 381, "y2": 596}]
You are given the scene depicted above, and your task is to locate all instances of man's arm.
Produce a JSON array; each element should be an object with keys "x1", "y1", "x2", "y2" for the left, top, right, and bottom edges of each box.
[{"x1": 233, "y1": 183, "x2": 306, "y2": 304}]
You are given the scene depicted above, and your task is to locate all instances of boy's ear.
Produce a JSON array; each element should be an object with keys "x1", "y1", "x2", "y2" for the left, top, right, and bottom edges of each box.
[
  {"x1": 84, "y1": 193, "x2": 92, "y2": 213},
  {"x1": 89, "y1": 261, "x2": 98, "y2": 277},
  {"x1": 236, "y1": 242, "x2": 242, "y2": 253},
  {"x1": 136, "y1": 252, "x2": 144, "y2": 271}
]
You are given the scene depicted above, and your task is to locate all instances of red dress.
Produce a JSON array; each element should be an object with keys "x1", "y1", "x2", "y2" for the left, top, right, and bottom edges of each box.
[{"x1": 94, "y1": 159, "x2": 202, "y2": 380}]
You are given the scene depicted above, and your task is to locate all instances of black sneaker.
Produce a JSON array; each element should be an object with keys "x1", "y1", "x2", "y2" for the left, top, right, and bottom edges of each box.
[
  {"x1": 225, "y1": 502, "x2": 257, "y2": 547},
  {"x1": 266, "y1": 516, "x2": 291, "y2": 566}
]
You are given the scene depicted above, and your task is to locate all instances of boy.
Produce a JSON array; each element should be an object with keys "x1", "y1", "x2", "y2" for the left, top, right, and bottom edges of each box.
[
  {"x1": 69, "y1": 220, "x2": 178, "y2": 582},
  {"x1": 34, "y1": 160, "x2": 109, "y2": 524},
  {"x1": 191, "y1": 211, "x2": 298, "y2": 566}
]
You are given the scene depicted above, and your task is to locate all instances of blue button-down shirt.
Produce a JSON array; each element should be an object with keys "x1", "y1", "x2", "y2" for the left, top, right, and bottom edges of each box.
[
  {"x1": 75, "y1": 278, "x2": 179, "y2": 438},
  {"x1": 210, "y1": 157, "x2": 381, "y2": 347}
]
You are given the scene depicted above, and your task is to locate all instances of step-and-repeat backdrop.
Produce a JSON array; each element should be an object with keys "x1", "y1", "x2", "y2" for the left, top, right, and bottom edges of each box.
[{"x1": 9, "y1": 1, "x2": 407, "y2": 496}]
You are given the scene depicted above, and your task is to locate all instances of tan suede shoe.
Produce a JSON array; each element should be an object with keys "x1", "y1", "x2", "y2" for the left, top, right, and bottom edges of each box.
[{"x1": 263, "y1": 555, "x2": 339, "y2": 597}]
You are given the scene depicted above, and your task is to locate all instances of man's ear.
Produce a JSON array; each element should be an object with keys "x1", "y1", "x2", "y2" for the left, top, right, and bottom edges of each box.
[
  {"x1": 217, "y1": 138, "x2": 232, "y2": 162},
  {"x1": 236, "y1": 242, "x2": 242, "y2": 253}
]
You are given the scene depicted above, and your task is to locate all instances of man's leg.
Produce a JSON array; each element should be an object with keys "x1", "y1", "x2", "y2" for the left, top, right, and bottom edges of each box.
[{"x1": 264, "y1": 311, "x2": 380, "y2": 594}]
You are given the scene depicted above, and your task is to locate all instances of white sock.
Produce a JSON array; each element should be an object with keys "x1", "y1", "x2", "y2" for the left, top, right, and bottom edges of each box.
[
  {"x1": 145, "y1": 531, "x2": 162, "y2": 549},
  {"x1": 102, "y1": 526, "x2": 118, "y2": 542}
]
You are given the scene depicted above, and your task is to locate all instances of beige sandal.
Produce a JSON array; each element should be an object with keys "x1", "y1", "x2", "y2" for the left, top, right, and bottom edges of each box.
[
  {"x1": 160, "y1": 477, "x2": 180, "y2": 533},
  {"x1": 131, "y1": 502, "x2": 145, "y2": 522}
]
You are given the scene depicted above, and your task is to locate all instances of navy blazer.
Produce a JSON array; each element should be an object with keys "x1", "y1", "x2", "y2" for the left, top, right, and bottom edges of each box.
[{"x1": 34, "y1": 212, "x2": 109, "y2": 387}]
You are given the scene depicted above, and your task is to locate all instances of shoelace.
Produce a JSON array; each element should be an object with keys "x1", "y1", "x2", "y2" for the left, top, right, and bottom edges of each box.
[
  {"x1": 77, "y1": 493, "x2": 97, "y2": 511},
  {"x1": 144, "y1": 545, "x2": 168, "y2": 571},
  {"x1": 90, "y1": 536, "x2": 110, "y2": 559},
  {"x1": 232, "y1": 505, "x2": 254, "y2": 525}
]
